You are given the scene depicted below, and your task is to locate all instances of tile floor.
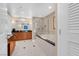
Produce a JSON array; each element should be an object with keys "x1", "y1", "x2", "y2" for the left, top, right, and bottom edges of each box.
[
  {"x1": 12, "y1": 33, "x2": 57, "y2": 56},
  {"x1": 12, "y1": 40, "x2": 46, "y2": 56}
]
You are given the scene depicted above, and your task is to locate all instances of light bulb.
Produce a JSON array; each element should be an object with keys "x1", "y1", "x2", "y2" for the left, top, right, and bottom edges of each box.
[{"x1": 48, "y1": 6, "x2": 52, "y2": 9}]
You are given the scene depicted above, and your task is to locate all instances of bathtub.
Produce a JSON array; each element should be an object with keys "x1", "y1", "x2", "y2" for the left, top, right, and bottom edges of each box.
[{"x1": 34, "y1": 33, "x2": 57, "y2": 56}]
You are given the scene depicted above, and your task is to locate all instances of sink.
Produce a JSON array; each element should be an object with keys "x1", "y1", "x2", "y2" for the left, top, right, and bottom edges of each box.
[{"x1": 7, "y1": 33, "x2": 13, "y2": 39}]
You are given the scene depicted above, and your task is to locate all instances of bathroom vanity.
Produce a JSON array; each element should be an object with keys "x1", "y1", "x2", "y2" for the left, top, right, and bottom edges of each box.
[
  {"x1": 8, "y1": 31, "x2": 32, "y2": 41},
  {"x1": 8, "y1": 31, "x2": 32, "y2": 56},
  {"x1": 11, "y1": 32, "x2": 32, "y2": 41}
]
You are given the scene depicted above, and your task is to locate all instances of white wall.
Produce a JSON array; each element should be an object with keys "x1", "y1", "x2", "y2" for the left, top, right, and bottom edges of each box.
[
  {"x1": 0, "y1": 4, "x2": 12, "y2": 55},
  {"x1": 43, "y1": 12, "x2": 56, "y2": 34},
  {"x1": 32, "y1": 11, "x2": 56, "y2": 36}
]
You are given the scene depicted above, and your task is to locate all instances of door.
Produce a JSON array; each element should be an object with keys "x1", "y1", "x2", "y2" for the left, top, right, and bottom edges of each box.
[{"x1": 57, "y1": 3, "x2": 79, "y2": 56}]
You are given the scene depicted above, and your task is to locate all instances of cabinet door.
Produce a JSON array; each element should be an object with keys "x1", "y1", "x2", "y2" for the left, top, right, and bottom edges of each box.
[
  {"x1": 15, "y1": 32, "x2": 26, "y2": 40},
  {"x1": 27, "y1": 32, "x2": 32, "y2": 39}
]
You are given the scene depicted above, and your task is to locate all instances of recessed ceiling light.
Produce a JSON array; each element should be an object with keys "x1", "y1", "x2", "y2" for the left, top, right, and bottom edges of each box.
[{"x1": 48, "y1": 6, "x2": 52, "y2": 9}]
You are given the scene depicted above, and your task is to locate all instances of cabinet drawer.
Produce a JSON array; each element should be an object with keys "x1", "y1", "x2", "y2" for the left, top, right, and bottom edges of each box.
[{"x1": 10, "y1": 32, "x2": 32, "y2": 41}]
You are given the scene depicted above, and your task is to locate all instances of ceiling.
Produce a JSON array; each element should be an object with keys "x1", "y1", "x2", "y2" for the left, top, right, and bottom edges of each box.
[{"x1": 7, "y1": 3, "x2": 56, "y2": 18}]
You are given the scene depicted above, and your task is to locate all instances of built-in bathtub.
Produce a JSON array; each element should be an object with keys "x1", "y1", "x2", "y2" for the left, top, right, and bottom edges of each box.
[{"x1": 34, "y1": 33, "x2": 57, "y2": 56}]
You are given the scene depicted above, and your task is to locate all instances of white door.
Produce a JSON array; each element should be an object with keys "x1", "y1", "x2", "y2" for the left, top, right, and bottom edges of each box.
[{"x1": 57, "y1": 3, "x2": 79, "y2": 56}]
